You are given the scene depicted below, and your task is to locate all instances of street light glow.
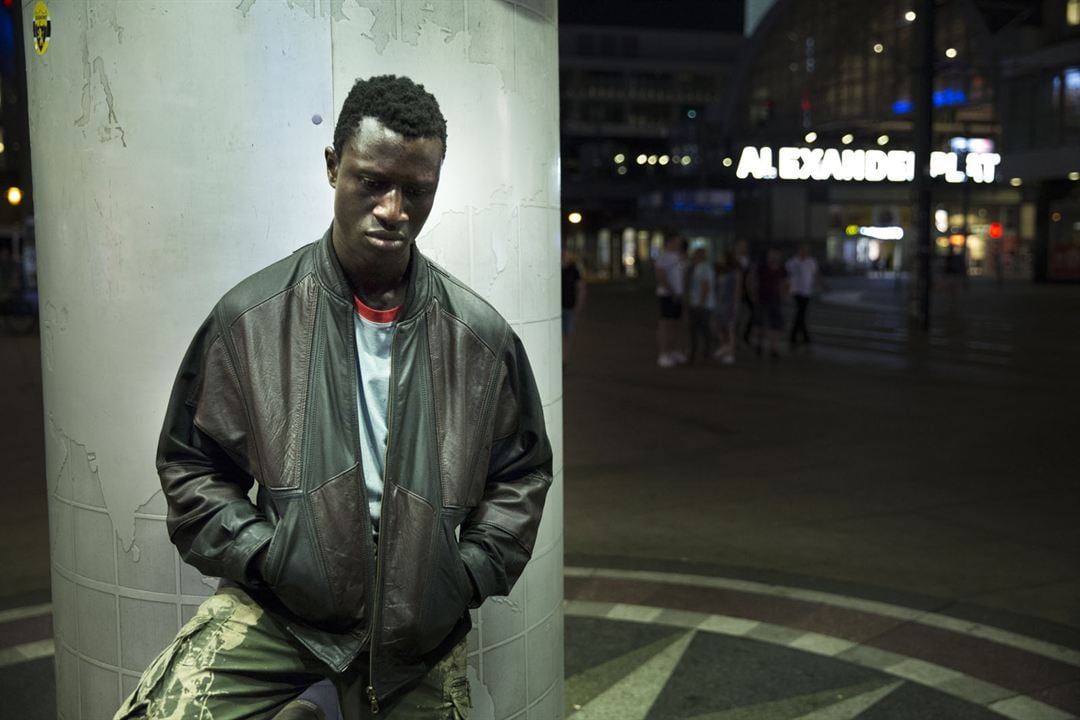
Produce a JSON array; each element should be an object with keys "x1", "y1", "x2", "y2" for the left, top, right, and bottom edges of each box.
[
  {"x1": 636, "y1": 154, "x2": 647, "y2": 165},
  {"x1": 6, "y1": 187, "x2": 21, "y2": 206},
  {"x1": 873, "y1": 43, "x2": 884, "y2": 54},
  {"x1": 945, "y1": 47, "x2": 958, "y2": 59},
  {"x1": 722, "y1": 157, "x2": 733, "y2": 167},
  {"x1": 567, "y1": 212, "x2": 582, "y2": 224},
  {"x1": 904, "y1": 10, "x2": 917, "y2": 21},
  {"x1": 680, "y1": 156, "x2": 692, "y2": 166},
  {"x1": 841, "y1": 133, "x2": 854, "y2": 145},
  {"x1": 1069, "y1": 171, "x2": 1080, "y2": 181},
  {"x1": 804, "y1": 131, "x2": 818, "y2": 143},
  {"x1": 647, "y1": 155, "x2": 658, "y2": 165},
  {"x1": 1009, "y1": 177, "x2": 1022, "y2": 187},
  {"x1": 617, "y1": 166, "x2": 628, "y2": 175},
  {"x1": 613, "y1": 153, "x2": 625, "y2": 164},
  {"x1": 659, "y1": 155, "x2": 670, "y2": 165},
  {"x1": 877, "y1": 134, "x2": 890, "y2": 146}
]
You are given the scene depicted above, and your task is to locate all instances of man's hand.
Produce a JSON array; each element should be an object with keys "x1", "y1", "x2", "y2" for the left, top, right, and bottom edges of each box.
[{"x1": 253, "y1": 546, "x2": 271, "y2": 583}]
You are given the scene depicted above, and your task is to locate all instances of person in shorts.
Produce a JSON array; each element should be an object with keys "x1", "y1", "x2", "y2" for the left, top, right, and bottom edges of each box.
[{"x1": 655, "y1": 235, "x2": 687, "y2": 368}]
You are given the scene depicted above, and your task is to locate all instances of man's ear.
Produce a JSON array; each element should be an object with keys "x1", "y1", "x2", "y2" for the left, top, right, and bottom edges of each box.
[{"x1": 324, "y1": 146, "x2": 338, "y2": 188}]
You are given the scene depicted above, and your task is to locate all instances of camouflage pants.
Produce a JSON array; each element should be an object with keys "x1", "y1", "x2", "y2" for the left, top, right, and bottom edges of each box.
[{"x1": 114, "y1": 586, "x2": 471, "y2": 720}]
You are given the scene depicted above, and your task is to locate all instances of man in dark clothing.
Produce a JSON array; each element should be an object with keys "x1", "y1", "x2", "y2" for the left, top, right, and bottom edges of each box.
[
  {"x1": 561, "y1": 249, "x2": 586, "y2": 365},
  {"x1": 116, "y1": 75, "x2": 552, "y2": 720},
  {"x1": 755, "y1": 248, "x2": 788, "y2": 359}
]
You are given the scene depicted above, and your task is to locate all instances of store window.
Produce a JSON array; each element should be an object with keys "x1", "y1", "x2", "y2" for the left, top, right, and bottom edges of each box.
[{"x1": 1068, "y1": 0, "x2": 1080, "y2": 26}]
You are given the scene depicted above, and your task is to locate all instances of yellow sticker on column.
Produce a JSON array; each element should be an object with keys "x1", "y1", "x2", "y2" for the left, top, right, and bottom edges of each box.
[{"x1": 32, "y1": 1, "x2": 51, "y2": 56}]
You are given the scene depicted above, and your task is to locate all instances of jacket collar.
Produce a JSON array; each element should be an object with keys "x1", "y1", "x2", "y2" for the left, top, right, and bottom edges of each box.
[{"x1": 315, "y1": 225, "x2": 431, "y2": 323}]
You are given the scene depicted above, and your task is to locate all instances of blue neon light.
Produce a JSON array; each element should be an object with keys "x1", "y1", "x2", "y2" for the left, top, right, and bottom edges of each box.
[
  {"x1": 933, "y1": 88, "x2": 967, "y2": 107},
  {"x1": 892, "y1": 99, "x2": 913, "y2": 114}
]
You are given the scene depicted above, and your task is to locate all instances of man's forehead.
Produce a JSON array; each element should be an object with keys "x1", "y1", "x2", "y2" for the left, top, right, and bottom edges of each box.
[{"x1": 345, "y1": 117, "x2": 443, "y2": 158}]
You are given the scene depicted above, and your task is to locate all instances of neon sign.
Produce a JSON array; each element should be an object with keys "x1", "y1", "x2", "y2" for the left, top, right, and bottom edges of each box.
[{"x1": 735, "y1": 146, "x2": 1001, "y2": 184}]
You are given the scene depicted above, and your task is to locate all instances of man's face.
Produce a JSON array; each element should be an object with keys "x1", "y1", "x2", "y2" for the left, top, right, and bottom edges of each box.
[{"x1": 325, "y1": 117, "x2": 443, "y2": 269}]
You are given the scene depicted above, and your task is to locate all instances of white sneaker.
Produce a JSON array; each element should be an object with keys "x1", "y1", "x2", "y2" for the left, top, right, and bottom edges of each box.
[{"x1": 658, "y1": 354, "x2": 677, "y2": 368}]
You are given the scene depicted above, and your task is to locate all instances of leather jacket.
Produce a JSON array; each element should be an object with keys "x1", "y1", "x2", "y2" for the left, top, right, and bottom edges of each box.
[{"x1": 157, "y1": 229, "x2": 553, "y2": 702}]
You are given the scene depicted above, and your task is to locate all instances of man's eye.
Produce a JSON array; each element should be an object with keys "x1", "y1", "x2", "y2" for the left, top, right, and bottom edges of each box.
[
  {"x1": 404, "y1": 185, "x2": 432, "y2": 199},
  {"x1": 359, "y1": 177, "x2": 390, "y2": 191}
]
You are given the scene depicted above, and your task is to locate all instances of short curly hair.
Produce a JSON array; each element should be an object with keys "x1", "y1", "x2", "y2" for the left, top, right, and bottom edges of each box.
[{"x1": 333, "y1": 75, "x2": 447, "y2": 159}]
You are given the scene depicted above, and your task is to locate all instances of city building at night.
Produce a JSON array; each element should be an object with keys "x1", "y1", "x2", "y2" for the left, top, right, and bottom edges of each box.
[
  {"x1": 559, "y1": 3, "x2": 743, "y2": 278},
  {"x1": 715, "y1": 0, "x2": 1043, "y2": 280},
  {"x1": 997, "y1": 0, "x2": 1080, "y2": 281}
]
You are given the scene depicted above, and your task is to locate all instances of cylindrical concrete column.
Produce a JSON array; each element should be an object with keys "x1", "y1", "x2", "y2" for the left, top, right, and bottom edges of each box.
[{"x1": 25, "y1": 1, "x2": 562, "y2": 718}]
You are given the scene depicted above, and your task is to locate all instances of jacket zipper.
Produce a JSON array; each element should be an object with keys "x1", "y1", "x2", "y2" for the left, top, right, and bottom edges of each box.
[{"x1": 367, "y1": 323, "x2": 399, "y2": 714}]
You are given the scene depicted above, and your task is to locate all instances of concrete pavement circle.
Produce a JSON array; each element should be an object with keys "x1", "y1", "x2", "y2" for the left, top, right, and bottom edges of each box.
[{"x1": 565, "y1": 566, "x2": 1079, "y2": 719}]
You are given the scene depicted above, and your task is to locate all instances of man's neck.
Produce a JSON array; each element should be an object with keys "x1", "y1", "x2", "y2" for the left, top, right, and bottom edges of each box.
[{"x1": 332, "y1": 230, "x2": 410, "y2": 309}]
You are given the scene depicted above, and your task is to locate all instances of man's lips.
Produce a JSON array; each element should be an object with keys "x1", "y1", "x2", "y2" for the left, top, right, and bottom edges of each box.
[{"x1": 365, "y1": 231, "x2": 407, "y2": 244}]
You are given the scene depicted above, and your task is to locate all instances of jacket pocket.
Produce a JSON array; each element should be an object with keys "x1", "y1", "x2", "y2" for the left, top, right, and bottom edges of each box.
[
  {"x1": 263, "y1": 494, "x2": 347, "y2": 630},
  {"x1": 415, "y1": 518, "x2": 473, "y2": 655},
  {"x1": 378, "y1": 484, "x2": 456, "y2": 658}
]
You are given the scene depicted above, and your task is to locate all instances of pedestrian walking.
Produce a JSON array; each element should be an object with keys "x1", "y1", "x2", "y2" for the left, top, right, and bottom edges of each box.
[
  {"x1": 712, "y1": 252, "x2": 741, "y2": 364},
  {"x1": 755, "y1": 248, "x2": 788, "y2": 359},
  {"x1": 785, "y1": 243, "x2": 820, "y2": 347},
  {"x1": 686, "y1": 243, "x2": 715, "y2": 364},
  {"x1": 735, "y1": 239, "x2": 756, "y2": 346},
  {"x1": 655, "y1": 234, "x2": 687, "y2": 368},
  {"x1": 561, "y1": 249, "x2": 586, "y2": 367}
]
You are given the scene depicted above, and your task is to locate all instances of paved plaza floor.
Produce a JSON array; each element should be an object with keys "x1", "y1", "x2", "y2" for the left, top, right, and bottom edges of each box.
[{"x1": 0, "y1": 275, "x2": 1077, "y2": 719}]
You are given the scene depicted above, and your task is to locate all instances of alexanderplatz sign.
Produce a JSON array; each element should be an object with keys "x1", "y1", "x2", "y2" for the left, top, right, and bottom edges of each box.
[{"x1": 735, "y1": 145, "x2": 1002, "y2": 184}]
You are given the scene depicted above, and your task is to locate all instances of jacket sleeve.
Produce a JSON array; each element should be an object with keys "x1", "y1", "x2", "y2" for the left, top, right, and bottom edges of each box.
[
  {"x1": 458, "y1": 330, "x2": 553, "y2": 607},
  {"x1": 156, "y1": 310, "x2": 274, "y2": 586}
]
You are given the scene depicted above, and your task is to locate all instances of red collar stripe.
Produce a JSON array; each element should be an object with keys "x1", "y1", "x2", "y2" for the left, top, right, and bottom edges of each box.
[{"x1": 353, "y1": 296, "x2": 401, "y2": 323}]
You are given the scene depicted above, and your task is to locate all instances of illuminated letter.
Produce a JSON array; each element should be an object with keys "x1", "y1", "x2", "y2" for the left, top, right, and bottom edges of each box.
[
  {"x1": 944, "y1": 152, "x2": 965, "y2": 183},
  {"x1": 966, "y1": 153, "x2": 985, "y2": 183},
  {"x1": 778, "y1": 147, "x2": 801, "y2": 180},
  {"x1": 930, "y1": 151, "x2": 949, "y2": 179},
  {"x1": 799, "y1": 147, "x2": 823, "y2": 180},
  {"x1": 817, "y1": 148, "x2": 843, "y2": 181},
  {"x1": 735, "y1": 146, "x2": 762, "y2": 179},
  {"x1": 841, "y1": 149, "x2": 865, "y2": 181},
  {"x1": 865, "y1": 150, "x2": 888, "y2": 182},
  {"x1": 982, "y1": 153, "x2": 1001, "y2": 183},
  {"x1": 886, "y1": 150, "x2": 912, "y2": 182}
]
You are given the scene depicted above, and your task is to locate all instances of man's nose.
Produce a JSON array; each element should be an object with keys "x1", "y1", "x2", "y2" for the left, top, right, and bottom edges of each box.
[{"x1": 373, "y1": 187, "x2": 407, "y2": 227}]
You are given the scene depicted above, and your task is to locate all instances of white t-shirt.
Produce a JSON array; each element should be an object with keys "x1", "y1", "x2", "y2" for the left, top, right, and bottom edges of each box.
[
  {"x1": 353, "y1": 297, "x2": 399, "y2": 538},
  {"x1": 688, "y1": 262, "x2": 716, "y2": 310},
  {"x1": 786, "y1": 256, "x2": 818, "y2": 296},
  {"x1": 655, "y1": 249, "x2": 684, "y2": 297}
]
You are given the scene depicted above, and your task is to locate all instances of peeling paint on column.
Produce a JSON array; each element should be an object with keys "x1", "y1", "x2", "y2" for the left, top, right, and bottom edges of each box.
[
  {"x1": 41, "y1": 301, "x2": 67, "y2": 373},
  {"x1": 92, "y1": 57, "x2": 126, "y2": 147},
  {"x1": 238, "y1": 0, "x2": 350, "y2": 22},
  {"x1": 467, "y1": 666, "x2": 497, "y2": 720},
  {"x1": 88, "y1": 0, "x2": 125, "y2": 44},
  {"x1": 487, "y1": 596, "x2": 522, "y2": 612},
  {"x1": 51, "y1": 421, "x2": 109, "y2": 509}
]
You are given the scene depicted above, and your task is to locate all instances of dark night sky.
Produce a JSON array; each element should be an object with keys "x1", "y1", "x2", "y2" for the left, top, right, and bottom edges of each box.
[{"x1": 559, "y1": 0, "x2": 745, "y2": 34}]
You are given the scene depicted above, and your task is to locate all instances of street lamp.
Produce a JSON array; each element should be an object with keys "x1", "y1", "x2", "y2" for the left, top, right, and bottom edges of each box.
[{"x1": 567, "y1": 212, "x2": 582, "y2": 224}]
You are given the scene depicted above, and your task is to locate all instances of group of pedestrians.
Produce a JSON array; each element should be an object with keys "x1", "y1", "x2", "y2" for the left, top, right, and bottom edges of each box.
[{"x1": 656, "y1": 238, "x2": 823, "y2": 368}]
